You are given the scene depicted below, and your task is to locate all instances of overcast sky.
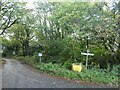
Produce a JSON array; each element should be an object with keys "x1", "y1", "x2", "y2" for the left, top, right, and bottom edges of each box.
[
  {"x1": 4, "y1": 0, "x2": 117, "y2": 9},
  {"x1": 26, "y1": 0, "x2": 36, "y2": 9},
  {"x1": 25, "y1": 0, "x2": 117, "y2": 7}
]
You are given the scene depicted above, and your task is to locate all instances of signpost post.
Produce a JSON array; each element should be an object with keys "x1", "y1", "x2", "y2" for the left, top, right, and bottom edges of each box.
[
  {"x1": 38, "y1": 53, "x2": 42, "y2": 63},
  {"x1": 81, "y1": 50, "x2": 94, "y2": 69}
]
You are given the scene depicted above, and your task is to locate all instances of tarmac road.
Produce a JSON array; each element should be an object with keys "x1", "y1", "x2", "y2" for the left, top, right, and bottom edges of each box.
[{"x1": 1, "y1": 59, "x2": 118, "y2": 88}]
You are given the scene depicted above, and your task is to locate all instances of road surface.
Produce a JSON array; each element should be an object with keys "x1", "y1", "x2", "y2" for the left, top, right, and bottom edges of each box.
[{"x1": 1, "y1": 59, "x2": 118, "y2": 88}]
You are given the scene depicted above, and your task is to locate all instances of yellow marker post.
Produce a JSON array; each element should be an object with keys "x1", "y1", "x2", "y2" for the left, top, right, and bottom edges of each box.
[{"x1": 72, "y1": 63, "x2": 82, "y2": 72}]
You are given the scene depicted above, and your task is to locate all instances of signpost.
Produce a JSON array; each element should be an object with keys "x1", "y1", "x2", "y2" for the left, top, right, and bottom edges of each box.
[
  {"x1": 38, "y1": 53, "x2": 42, "y2": 63},
  {"x1": 81, "y1": 50, "x2": 94, "y2": 69}
]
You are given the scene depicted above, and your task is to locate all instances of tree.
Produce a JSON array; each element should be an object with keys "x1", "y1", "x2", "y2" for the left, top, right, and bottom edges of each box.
[
  {"x1": 3, "y1": 4, "x2": 36, "y2": 56},
  {"x1": 0, "y1": 1, "x2": 27, "y2": 35},
  {"x1": 2, "y1": 1, "x2": 119, "y2": 69}
]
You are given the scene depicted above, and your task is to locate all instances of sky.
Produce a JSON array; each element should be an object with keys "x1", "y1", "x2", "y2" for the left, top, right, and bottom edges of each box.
[
  {"x1": 3, "y1": 0, "x2": 118, "y2": 9},
  {"x1": 25, "y1": 0, "x2": 36, "y2": 9},
  {"x1": 25, "y1": 0, "x2": 117, "y2": 8}
]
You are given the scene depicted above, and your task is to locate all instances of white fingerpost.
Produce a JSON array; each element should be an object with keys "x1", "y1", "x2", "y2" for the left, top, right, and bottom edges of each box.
[
  {"x1": 81, "y1": 50, "x2": 94, "y2": 69},
  {"x1": 38, "y1": 53, "x2": 42, "y2": 63}
]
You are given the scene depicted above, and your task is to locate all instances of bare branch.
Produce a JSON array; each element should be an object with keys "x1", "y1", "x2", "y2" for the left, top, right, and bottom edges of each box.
[{"x1": 0, "y1": 19, "x2": 18, "y2": 35}]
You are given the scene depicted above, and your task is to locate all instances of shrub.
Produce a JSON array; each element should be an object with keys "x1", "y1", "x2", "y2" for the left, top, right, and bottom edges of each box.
[
  {"x1": 62, "y1": 60, "x2": 72, "y2": 69},
  {"x1": 32, "y1": 52, "x2": 39, "y2": 62}
]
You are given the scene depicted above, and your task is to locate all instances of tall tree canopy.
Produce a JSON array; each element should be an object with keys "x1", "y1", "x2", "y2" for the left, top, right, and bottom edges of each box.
[
  {"x1": 0, "y1": 1, "x2": 27, "y2": 35},
  {"x1": 1, "y1": 1, "x2": 120, "y2": 69}
]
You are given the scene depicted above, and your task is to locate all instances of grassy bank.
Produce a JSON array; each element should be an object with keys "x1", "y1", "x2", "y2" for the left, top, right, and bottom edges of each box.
[{"x1": 13, "y1": 56, "x2": 119, "y2": 86}]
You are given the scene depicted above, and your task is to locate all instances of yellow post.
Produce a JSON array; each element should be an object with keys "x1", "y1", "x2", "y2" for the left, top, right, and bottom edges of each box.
[{"x1": 72, "y1": 63, "x2": 82, "y2": 72}]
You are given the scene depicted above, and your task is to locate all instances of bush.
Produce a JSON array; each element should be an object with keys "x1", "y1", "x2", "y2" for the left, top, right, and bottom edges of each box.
[
  {"x1": 32, "y1": 52, "x2": 40, "y2": 62},
  {"x1": 62, "y1": 60, "x2": 72, "y2": 69},
  {"x1": 13, "y1": 54, "x2": 39, "y2": 66}
]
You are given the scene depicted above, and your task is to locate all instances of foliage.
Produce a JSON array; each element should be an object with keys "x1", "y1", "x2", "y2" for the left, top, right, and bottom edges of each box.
[
  {"x1": 0, "y1": 1, "x2": 27, "y2": 35},
  {"x1": 2, "y1": 1, "x2": 120, "y2": 68},
  {"x1": 33, "y1": 2, "x2": 120, "y2": 69},
  {"x1": 13, "y1": 53, "x2": 39, "y2": 66},
  {"x1": 35, "y1": 62, "x2": 119, "y2": 85}
]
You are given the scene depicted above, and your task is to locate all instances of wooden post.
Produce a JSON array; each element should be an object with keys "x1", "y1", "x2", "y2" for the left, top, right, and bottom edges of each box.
[
  {"x1": 81, "y1": 50, "x2": 94, "y2": 69},
  {"x1": 86, "y1": 54, "x2": 88, "y2": 69},
  {"x1": 39, "y1": 56, "x2": 41, "y2": 63},
  {"x1": 38, "y1": 53, "x2": 42, "y2": 63}
]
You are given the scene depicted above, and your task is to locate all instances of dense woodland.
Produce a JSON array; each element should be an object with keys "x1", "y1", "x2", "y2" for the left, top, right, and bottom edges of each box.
[{"x1": 0, "y1": 1, "x2": 120, "y2": 70}]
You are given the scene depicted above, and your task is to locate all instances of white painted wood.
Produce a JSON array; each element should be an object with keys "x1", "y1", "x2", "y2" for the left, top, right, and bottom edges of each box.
[
  {"x1": 38, "y1": 53, "x2": 42, "y2": 56},
  {"x1": 81, "y1": 53, "x2": 94, "y2": 56}
]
